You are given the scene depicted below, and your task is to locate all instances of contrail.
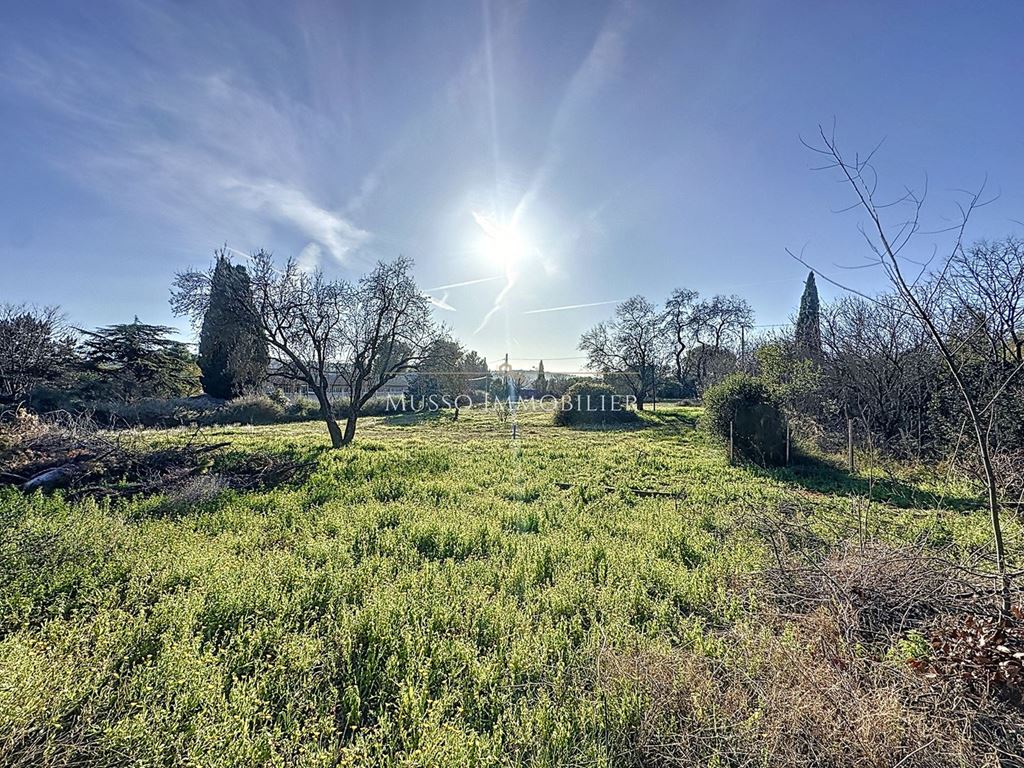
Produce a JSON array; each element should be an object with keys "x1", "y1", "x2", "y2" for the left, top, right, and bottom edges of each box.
[
  {"x1": 522, "y1": 299, "x2": 623, "y2": 315},
  {"x1": 425, "y1": 292, "x2": 456, "y2": 312},
  {"x1": 424, "y1": 275, "x2": 502, "y2": 292},
  {"x1": 220, "y1": 245, "x2": 253, "y2": 261},
  {"x1": 471, "y1": 210, "x2": 523, "y2": 334},
  {"x1": 474, "y1": 278, "x2": 515, "y2": 333}
]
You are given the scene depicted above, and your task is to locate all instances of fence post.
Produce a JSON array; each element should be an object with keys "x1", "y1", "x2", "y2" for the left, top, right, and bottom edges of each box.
[
  {"x1": 729, "y1": 421, "x2": 735, "y2": 464},
  {"x1": 785, "y1": 420, "x2": 791, "y2": 465},
  {"x1": 848, "y1": 418, "x2": 855, "y2": 473}
]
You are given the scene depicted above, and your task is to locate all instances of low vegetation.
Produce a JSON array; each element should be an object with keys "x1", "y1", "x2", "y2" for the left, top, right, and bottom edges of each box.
[{"x1": 2, "y1": 406, "x2": 1021, "y2": 766}]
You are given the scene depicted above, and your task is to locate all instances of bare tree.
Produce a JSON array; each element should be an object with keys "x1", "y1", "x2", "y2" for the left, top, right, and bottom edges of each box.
[
  {"x1": 665, "y1": 292, "x2": 753, "y2": 394},
  {"x1": 693, "y1": 295, "x2": 754, "y2": 355},
  {"x1": 948, "y1": 237, "x2": 1024, "y2": 364},
  {"x1": 0, "y1": 304, "x2": 77, "y2": 405},
  {"x1": 664, "y1": 287, "x2": 699, "y2": 393},
  {"x1": 174, "y1": 252, "x2": 442, "y2": 448},
  {"x1": 801, "y1": 126, "x2": 1016, "y2": 612},
  {"x1": 580, "y1": 296, "x2": 662, "y2": 409},
  {"x1": 333, "y1": 257, "x2": 444, "y2": 444},
  {"x1": 173, "y1": 250, "x2": 351, "y2": 446},
  {"x1": 819, "y1": 293, "x2": 935, "y2": 449}
]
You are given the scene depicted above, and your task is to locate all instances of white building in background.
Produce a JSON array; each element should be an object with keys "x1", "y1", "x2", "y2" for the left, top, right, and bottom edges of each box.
[{"x1": 266, "y1": 364, "x2": 415, "y2": 400}]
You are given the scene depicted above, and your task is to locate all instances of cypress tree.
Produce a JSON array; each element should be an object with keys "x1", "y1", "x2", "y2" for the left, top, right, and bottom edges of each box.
[
  {"x1": 794, "y1": 271, "x2": 822, "y2": 358},
  {"x1": 198, "y1": 254, "x2": 269, "y2": 399},
  {"x1": 534, "y1": 359, "x2": 547, "y2": 395}
]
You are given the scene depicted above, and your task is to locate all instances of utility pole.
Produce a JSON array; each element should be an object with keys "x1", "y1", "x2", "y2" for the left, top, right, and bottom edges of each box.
[
  {"x1": 848, "y1": 418, "x2": 855, "y2": 473},
  {"x1": 785, "y1": 419, "x2": 790, "y2": 465},
  {"x1": 497, "y1": 353, "x2": 517, "y2": 439},
  {"x1": 650, "y1": 364, "x2": 657, "y2": 412}
]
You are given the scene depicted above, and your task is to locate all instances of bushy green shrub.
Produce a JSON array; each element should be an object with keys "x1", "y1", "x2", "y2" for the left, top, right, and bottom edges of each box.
[
  {"x1": 22, "y1": 390, "x2": 414, "y2": 429},
  {"x1": 753, "y1": 341, "x2": 822, "y2": 416},
  {"x1": 353, "y1": 396, "x2": 407, "y2": 417},
  {"x1": 285, "y1": 398, "x2": 322, "y2": 421},
  {"x1": 203, "y1": 394, "x2": 284, "y2": 426},
  {"x1": 703, "y1": 374, "x2": 787, "y2": 465},
  {"x1": 91, "y1": 397, "x2": 209, "y2": 428},
  {"x1": 27, "y1": 383, "x2": 99, "y2": 414},
  {"x1": 553, "y1": 382, "x2": 638, "y2": 427}
]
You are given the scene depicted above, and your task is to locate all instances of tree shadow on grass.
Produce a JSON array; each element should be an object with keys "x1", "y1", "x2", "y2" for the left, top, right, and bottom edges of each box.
[
  {"x1": 556, "y1": 419, "x2": 648, "y2": 432},
  {"x1": 751, "y1": 454, "x2": 981, "y2": 512},
  {"x1": 379, "y1": 410, "x2": 445, "y2": 428},
  {"x1": 641, "y1": 410, "x2": 699, "y2": 442}
]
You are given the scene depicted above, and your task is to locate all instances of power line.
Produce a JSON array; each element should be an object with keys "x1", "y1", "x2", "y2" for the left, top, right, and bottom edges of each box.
[{"x1": 506, "y1": 355, "x2": 588, "y2": 361}]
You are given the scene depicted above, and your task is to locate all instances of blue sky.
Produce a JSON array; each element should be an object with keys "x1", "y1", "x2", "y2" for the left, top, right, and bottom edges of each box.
[{"x1": 2, "y1": 1, "x2": 1023, "y2": 371}]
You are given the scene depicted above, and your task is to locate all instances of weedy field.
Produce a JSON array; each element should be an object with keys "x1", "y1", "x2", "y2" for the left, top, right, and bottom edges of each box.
[{"x1": 1, "y1": 406, "x2": 1020, "y2": 767}]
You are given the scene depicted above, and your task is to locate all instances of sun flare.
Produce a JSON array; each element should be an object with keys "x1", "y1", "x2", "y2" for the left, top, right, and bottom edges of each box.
[{"x1": 472, "y1": 211, "x2": 530, "y2": 273}]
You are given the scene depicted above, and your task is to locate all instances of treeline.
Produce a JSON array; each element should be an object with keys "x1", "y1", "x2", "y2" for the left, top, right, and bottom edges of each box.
[
  {"x1": 577, "y1": 290, "x2": 756, "y2": 408},
  {"x1": 763, "y1": 238, "x2": 1024, "y2": 463},
  {"x1": 2, "y1": 246, "x2": 577, "y2": 443},
  {"x1": 579, "y1": 236, "x2": 1024, "y2": 472},
  {"x1": 0, "y1": 310, "x2": 201, "y2": 409},
  {"x1": 1, "y1": 248, "x2": 503, "y2": 448},
  {"x1": 0, "y1": 255, "x2": 276, "y2": 412}
]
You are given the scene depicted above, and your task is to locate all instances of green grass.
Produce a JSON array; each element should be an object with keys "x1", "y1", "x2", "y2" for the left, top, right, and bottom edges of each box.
[{"x1": 0, "y1": 406, "x2": 1012, "y2": 766}]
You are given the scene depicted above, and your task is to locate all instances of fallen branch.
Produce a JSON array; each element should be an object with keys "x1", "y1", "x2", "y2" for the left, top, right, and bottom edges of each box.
[{"x1": 1, "y1": 411, "x2": 310, "y2": 501}]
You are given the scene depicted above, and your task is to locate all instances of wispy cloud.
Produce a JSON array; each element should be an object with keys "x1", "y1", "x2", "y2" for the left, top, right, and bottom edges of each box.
[
  {"x1": 222, "y1": 178, "x2": 370, "y2": 264},
  {"x1": 0, "y1": 22, "x2": 371, "y2": 268}
]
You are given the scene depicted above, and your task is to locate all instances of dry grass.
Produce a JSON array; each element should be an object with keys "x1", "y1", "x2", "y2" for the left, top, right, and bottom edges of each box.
[{"x1": 600, "y1": 534, "x2": 1024, "y2": 767}]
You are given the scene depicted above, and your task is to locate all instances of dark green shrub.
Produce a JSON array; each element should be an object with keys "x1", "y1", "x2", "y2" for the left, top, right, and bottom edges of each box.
[
  {"x1": 553, "y1": 382, "x2": 638, "y2": 427},
  {"x1": 285, "y1": 398, "x2": 322, "y2": 421},
  {"x1": 703, "y1": 374, "x2": 787, "y2": 465},
  {"x1": 93, "y1": 397, "x2": 209, "y2": 427},
  {"x1": 203, "y1": 394, "x2": 283, "y2": 426},
  {"x1": 349, "y1": 396, "x2": 408, "y2": 417},
  {"x1": 27, "y1": 383, "x2": 97, "y2": 414}
]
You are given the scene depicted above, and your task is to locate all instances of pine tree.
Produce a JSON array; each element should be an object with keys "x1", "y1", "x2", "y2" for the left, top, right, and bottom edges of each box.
[
  {"x1": 794, "y1": 271, "x2": 822, "y2": 358},
  {"x1": 198, "y1": 254, "x2": 269, "y2": 399},
  {"x1": 81, "y1": 318, "x2": 198, "y2": 402},
  {"x1": 534, "y1": 359, "x2": 547, "y2": 395}
]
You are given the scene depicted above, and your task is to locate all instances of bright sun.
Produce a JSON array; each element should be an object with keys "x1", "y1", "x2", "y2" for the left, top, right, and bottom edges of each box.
[{"x1": 473, "y1": 211, "x2": 529, "y2": 273}]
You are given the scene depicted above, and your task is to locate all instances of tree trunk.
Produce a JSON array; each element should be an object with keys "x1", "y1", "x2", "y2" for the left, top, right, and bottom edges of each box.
[
  {"x1": 819, "y1": 133, "x2": 1012, "y2": 616},
  {"x1": 964, "y1": 397, "x2": 1009, "y2": 613},
  {"x1": 900, "y1": 302, "x2": 1009, "y2": 613},
  {"x1": 894, "y1": 289, "x2": 1009, "y2": 614},
  {"x1": 341, "y1": 406, "x2": 358, "y2": 446},
  {"x1": 313, "y1": 387, "x2": 343, "y2": 448}
]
